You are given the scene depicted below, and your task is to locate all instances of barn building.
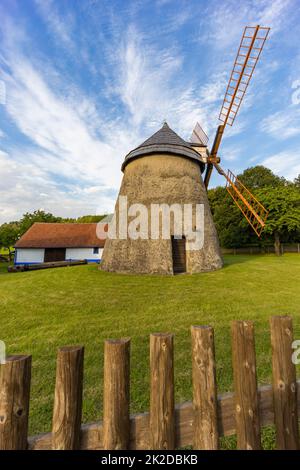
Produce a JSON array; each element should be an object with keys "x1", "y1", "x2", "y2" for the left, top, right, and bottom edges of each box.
[
  {"x1": 101, "y1": 122, "x2": 223, "y2": 274},
  {"x1": 14, "y1": 223, "x2": 105, "y2": 265}
]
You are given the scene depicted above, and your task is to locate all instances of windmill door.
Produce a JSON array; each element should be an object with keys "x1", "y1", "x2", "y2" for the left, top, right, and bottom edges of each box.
[
  {"x1": 171, "y1": 236, "x2": 186, "y2": 274},
  {"x1": 44, "y1": 248, "x2": 66, "y2": 262}
]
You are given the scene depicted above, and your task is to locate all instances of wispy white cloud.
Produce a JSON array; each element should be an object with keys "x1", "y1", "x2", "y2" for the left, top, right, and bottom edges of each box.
[
  {"x1": 0, "y1": 0, "x2": 299, "y2": 223},
  {"x1": 200, "y1": 0, "x2": 293, "y2": 50},
  {"x1": 221, "y1": 145, "x2": 244, "y2": 162},
  {"x1": 109, "y1": 25, "x2": 212, "y2": 138},
  {"x1": 0, "y1": 16, "x2": 214, "y2": 222},
  {"x1": 34, "y1": 0, "x2": 75, "y2": 48},
  {"x1": 193, "y1": 0, "x2": 294, "y2": 142},
  {"x1": 0, "y1": 149, "x2": 115, "y2": 222},
  {"x1": 261, "y1": 150, "x2": 300, "y2": 181},
  {"x1": 256, "y1": 0, "x2": 293, "y2": 32},
  {"x1": 0, "y1": 24, "x2": 127, "y2": 222},
  {"x1": 260, "y1": 108, "x2": 300, "y2": 140},
  {"x1": 3, "y1": 57, "x2": 121, "y2": 180}
]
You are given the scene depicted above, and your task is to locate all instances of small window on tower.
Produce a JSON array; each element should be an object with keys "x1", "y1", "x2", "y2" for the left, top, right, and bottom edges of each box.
[{"x1": 93, "y1": 247, "x2": 99, "y2": 254}]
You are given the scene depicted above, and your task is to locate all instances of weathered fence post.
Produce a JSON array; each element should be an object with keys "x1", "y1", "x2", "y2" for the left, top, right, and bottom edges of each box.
[
  {"x1": 0, "y1": 355, "x2": 31, "y2": 450},
  {"x1": 52, "y1": 346, "x2": 84, "y2": 450},
  {"x1": 270, "y1": 316, "x2": 299, "y2": 449},
  {"x1": 231, "y1": 321, "x2": 261, "y2": 450},
  {"x1": 103, "y1": 338, "x2": 130, "y2": 450},
  {"x1": 150, "y1": 333, "x2": 175, "y2": 450},
  {"x1": 191, "y1": 326, "x2": 219, "y2": 449}
]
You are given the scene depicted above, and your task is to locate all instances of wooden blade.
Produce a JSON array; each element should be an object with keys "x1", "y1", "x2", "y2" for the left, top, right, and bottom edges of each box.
[
  {"x1": 190, "y1": 122, "x2": 209, "y2": 146},
  {"x1": 214, "y1": 164, "x2": 268, "y2": 237},
  {"x1": 219, "y1": 25, "x2": 270, "y2": 127},
  {"x1": 204, "y1": 125, "x2": 224, "y2": 188},
  {"x1": 205, "y1": 26, "x2": 270, "y2": 190},
  {"x1": 204, "y1": 162, "x2": 214, "y2": 189}
]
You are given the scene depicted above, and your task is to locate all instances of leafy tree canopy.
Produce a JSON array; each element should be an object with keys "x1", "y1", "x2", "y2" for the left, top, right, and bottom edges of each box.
[
  {"x1": 257, "y1": 185, "x2": 300, "y2": 236},
  {"x1": 75, "y1": 215, "x2": 107, "y2": 223},
  {"x1": 208, "y1": 166, "x2": 300, "y2": 249},
  {"x1": 238, "y1": 165, "x2": 287, "y2": 189},
  {"x1": 294, "y1": 174, "x2": 300, "y2": 188},
  {"x1": 0, "y1": 222, "x2": 20, "y2": 258},
  {"x1": 19, "y1": 210, "x2": 62, "y2": 236}
]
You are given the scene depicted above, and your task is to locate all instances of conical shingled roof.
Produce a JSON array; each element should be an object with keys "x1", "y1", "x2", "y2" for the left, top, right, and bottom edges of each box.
[
  {"x1": 121, "y1": 122, "x2": 204, "y2": 171},
  {"x1": 139, "y1": 122, "x2": 190, "y2": 147}
]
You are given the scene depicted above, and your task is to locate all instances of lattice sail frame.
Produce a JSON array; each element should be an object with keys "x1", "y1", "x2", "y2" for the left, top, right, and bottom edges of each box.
[
  {"x1": 213, "y1": 25, "x2": 270, "y2": 236},
  {"x1": 198, "y1": 25, "x2": 270, "y2": 235},
  {"x1": 219, "y1": 25, "x2": 270, "y2": 127},
  {"x1": 190, "y1": 122, "x2": 209, "y2": 146},
  {"x1": 225, "y1": 169, "x2": 268, "y2": 237}
]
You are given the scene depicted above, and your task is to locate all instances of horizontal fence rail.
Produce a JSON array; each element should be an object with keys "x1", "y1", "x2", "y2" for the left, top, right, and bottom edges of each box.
[
  {"x1": 0, "y1": 316, "x2": 299, "y2": 450},
  {"x1": 221, "y1": 244, "x2": 300, "y2": 255}
]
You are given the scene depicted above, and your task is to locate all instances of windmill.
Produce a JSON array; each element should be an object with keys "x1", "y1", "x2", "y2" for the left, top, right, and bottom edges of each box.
[
  {"x1": 191, "y1": 25, "x2": 270, "y2": 237},
  {"x1": 101, "y1": 25, "x2": 271, "y2": 275}
]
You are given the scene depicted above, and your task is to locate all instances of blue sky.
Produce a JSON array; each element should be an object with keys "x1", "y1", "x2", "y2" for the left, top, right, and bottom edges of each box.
[{"x1": 0, "y1": 0, "x2": 300, "y2": 223}]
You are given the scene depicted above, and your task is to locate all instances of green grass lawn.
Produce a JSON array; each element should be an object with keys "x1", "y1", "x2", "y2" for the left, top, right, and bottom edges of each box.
[{"x1": 0, "y1": 254, "x2": 300, "y2": 447}]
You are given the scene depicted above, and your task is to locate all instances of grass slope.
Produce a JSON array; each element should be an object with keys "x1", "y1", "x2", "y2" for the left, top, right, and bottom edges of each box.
[{"x1": 0, "y1": 255, "x2": 299, "y2": 445}]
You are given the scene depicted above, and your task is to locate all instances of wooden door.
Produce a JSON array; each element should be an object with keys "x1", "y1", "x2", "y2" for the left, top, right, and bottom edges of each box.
[
  {"x1": 44, "y1": 248, "x2": 66, "y2": 262},
  {"x1": 171, "y1": 237, "x2": 186, "y2": 274}
]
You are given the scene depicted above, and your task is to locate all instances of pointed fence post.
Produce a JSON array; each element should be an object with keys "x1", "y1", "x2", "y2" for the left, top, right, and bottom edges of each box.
[
  {"x1": 231, "y1": 321, "x2": 261, "y2": 450},
  {"x1": 150, "y1": 333, "x2": 175, "y2": 450},
  {"x1": 191, "y1": 325, "x2": 219, "y2": 449},
  {"x1": 270, "y1": 316, "x2": 299, "y2": 450},
  {"x1": 103, "y1": 338, "x2": 130, "y2": 450},
  {"x1": 52, "y1": 346, "x2": 84, "y2": 450},
  {"x1": 0, "y1": 355, "x2": 31, "y2": 450}
]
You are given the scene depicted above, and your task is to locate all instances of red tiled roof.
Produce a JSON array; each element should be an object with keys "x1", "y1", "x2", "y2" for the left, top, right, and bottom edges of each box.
[{"x1": 15, "y1": 223, "x2": 106, "y2": 248}]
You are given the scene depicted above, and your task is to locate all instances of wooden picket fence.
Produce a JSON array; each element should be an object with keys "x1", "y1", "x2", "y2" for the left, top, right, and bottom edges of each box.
[
  {"x1": 0, "y1": 316, "x2": 299, "y2": 450},
  {"x1": 221, "y1": 243, "x2": 300, "y2": 255}
]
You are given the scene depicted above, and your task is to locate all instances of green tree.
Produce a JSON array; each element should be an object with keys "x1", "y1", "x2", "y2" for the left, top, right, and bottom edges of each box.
[
  {"x1": 208, "y1": 186, "x2": 250, "y2": 247},
  {"x1": 294, "y1": 174, "x2": 300, "y2": 188},
  {"x1": 75, "y1": 215, "x2": 107, "y2": 223},
  {"x1": 256, "y1": 185, "x2": 300, "y2": 256},
  {"x1": 208, "y1": 166, "x2": 300, "y2": 251},
  {"x1": 19, "y1": 210, "x2": 61, "y2": 236},
  {"x1": 238, "y1": 165, "x2": 286, "y2": 189},
  {"x1": 0, "y1": 222, "x2": 20, "y2": 261}
]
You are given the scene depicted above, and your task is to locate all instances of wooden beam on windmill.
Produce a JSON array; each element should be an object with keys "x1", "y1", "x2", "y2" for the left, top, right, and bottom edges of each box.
[
  {"x1": 190, "y1": 122, "x2": 209, "y2": 147},
  {"x1": 198, "y1": 25, "x2": 270, "y2": 237},
  {"x1": 213, "y1": 164, "x2": 269, "y2": 237},
  {"x1": 203, "y1": 25, "x2": 270, "y2": 189}
]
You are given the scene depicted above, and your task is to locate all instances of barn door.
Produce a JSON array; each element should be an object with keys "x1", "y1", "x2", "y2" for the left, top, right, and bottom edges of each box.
[
  {"x1": 44, "y1": 248, "x2": 66, "y2": 262},
  {"x1": 171, "y1": 236, "x2": 186, "y2": 274}
]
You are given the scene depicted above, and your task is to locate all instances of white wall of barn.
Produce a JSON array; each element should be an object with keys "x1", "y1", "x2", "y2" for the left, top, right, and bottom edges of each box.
[
  {"x1": 15, "y1": 248, "x2": 45, "y2": 264},
  {"x1": 65, "y1": 248, "x2": 103, "y2": 261},
  {"x1": 15, "y1": 247, "x2": 103, "y2": 264}
]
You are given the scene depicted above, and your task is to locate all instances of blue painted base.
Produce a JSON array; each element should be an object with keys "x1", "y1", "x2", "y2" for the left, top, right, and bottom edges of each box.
[
  {"x1": 14, "y1": 259, "x2": 101, "y2": 266},
  {"x1": 14, "y1": 262, "x2": 42, "y2": 266},
  {"x1": 66, "y1": 259, "x2": 101, "y2": 263}
]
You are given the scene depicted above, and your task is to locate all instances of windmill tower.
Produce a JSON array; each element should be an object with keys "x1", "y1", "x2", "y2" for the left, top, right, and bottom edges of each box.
[
  {"x1": 101, "y1": 25, "x2": 270, "y2": 274},
  {"x1": 101, "y1": 122, "x2": 222, "y2": 274}
]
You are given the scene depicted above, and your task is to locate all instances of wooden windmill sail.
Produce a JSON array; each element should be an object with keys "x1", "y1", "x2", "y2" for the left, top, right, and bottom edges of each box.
[{"x1": 192, "y1": 25, "x2": 270, "y2": 237}]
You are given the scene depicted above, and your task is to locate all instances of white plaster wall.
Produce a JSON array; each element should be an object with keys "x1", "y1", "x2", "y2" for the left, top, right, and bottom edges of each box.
[
  {"x1": 16, "y1": 248, "x2": 45, "y2": 264},
  {"x1": 65, "y1": 248, "x2": 103, "y2": 261}
]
